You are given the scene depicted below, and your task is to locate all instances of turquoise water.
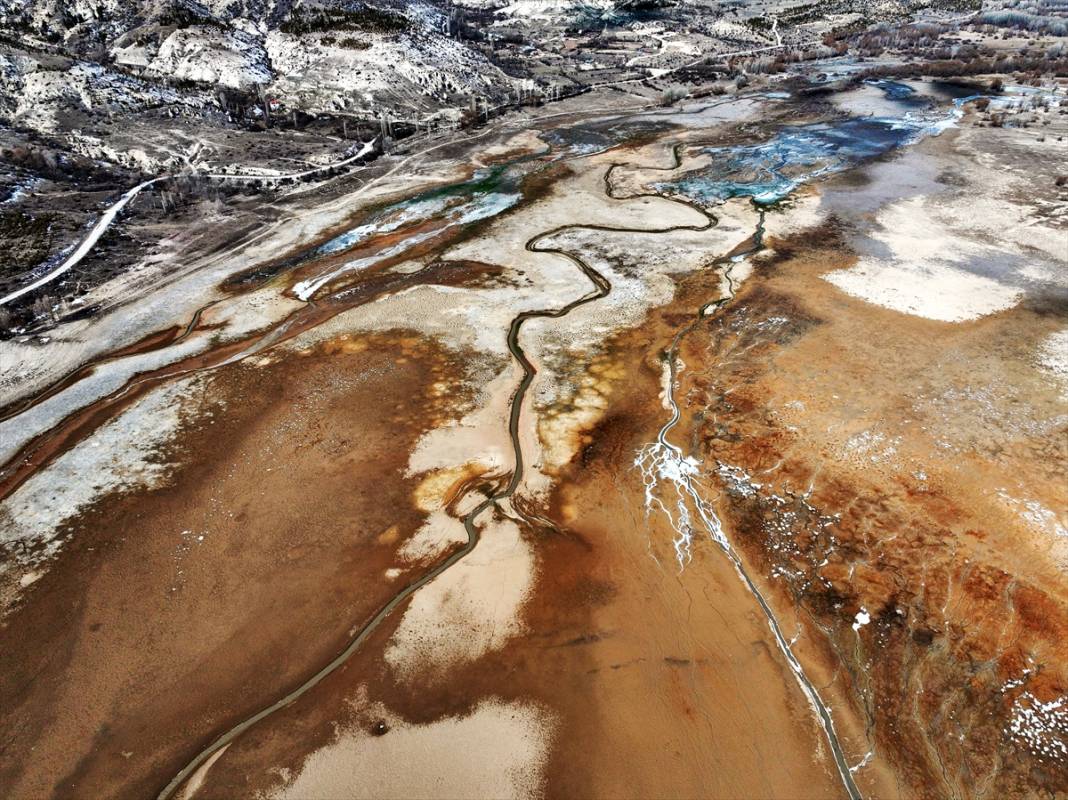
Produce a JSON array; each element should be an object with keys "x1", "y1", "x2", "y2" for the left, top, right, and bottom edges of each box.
[
  {"x1": 309, "y1": 114, "x2": 666, "y2": 263},
  {"x1": 302, "y1": 81, "x2": 1051, "y2": 281},
  {"x1": 313, "y1": 164, "x2": 523, "y2": 259},
  {"x1": 654, "y1": 83, "x2": 957, "y2": 206},
  {"x1": 869, "y1": 79, "x2": 918, "y2": 102}
]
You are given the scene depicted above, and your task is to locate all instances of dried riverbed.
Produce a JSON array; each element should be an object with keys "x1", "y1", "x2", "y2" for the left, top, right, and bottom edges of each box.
[{"x1": 2, "y1": 80, "x2": 1066, "y2": 800}]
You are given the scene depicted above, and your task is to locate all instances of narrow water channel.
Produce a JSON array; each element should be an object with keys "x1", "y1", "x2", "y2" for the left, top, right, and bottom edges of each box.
[
  {"x1": 159, "y1": 84, "x2": 974, "y2": 798},
  {"x1": 634, "y1": 208, "x2": 864, "y2": 800}
]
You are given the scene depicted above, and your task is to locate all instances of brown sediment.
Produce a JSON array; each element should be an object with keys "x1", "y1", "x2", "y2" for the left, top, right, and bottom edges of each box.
[
  {"x1": 162, "y1": 207, "x2": 867, "y2": 800},
  {"x1": 0, "y1": 329, "x2": 483, "y2": 799},
  {"x1": 667, "y1": 214, "x2": 1068, "y2": 797},
  {"x1": 532, "y1": 318, "x2": 859, "y2": 800},
  {"x1": 103, "y1": 322, "x2": 191, "y2": 359},
  {"x1": 0, "y1": 255, "x2": 509, "y2": 504}
]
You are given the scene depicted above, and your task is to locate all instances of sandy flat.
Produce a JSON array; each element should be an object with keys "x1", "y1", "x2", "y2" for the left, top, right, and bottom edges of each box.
[
  {"x1": 271, "y1": 699, "x2": 554, "y2": 800},
  {"x1": 824, "y1": 196, "x2": 1023, "y2": 322}
]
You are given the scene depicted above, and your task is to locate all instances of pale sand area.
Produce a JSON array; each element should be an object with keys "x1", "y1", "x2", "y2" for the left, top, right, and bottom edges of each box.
[
  {"x1": 282, "y1": 156, "x2": 703, "y2": 356},
  {"x1": 473, "y1": 128, "x2": 546, "y2": 164},
  {"x1": 821, "y1": 108, "x2": 1065, "y2": 325},
  {"x1": 628, "y1": 94, "x2": 768, "y2": 128},
  {"x1": 831, "y1": 81, "x2": 922, "y2": 118},
  {"x1": 405, "y1": 364, "x2": 518, "y2": 480},
  {"x1": 1037, "y1": 327, "x2": 1068, "y2": 400},
  {"x1": 385, "y1": 514, "x2": 535, "y2": 680},
  {"x1": 396, "y1": 507, "x2": 467, "y2": 564},
  {"x1": 270, "y1": 699, "x2": 554, "y2": 800},
  {"x1": 823, "y1": 195, "x2": 1025, "y2": 322}
]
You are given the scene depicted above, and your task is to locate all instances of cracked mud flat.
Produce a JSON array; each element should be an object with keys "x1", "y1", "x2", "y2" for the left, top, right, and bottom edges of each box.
[{"x1": 2, "y1": 84, "x2": 1067, "y2": 800}]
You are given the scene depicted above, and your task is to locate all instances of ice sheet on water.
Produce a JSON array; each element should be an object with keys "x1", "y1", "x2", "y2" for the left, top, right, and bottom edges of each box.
[{"x1": 654, "y1": 82, "x2": 965, "y2": 206}]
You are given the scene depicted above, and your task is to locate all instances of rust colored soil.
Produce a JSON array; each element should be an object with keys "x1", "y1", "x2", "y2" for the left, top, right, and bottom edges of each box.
[
  {"x1": 0, "y1": 332, "x2": 478, "y2": 799},
  {"x1": 170, "y1": 257, "x2": 869, "y2": 800}
]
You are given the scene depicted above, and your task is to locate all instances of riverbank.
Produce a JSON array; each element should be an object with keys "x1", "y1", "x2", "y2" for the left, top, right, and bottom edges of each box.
[{"x1": 1, "y1": 75, "x2": 1066, "y2": 800}]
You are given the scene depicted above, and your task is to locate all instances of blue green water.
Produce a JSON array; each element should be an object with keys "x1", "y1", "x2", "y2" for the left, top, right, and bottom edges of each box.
[
  {"x1": 870, "y1": 79, "x2": 918, "y2": 102},
  {"x1": 312, "y1": 164, "x2": 523, "y2": 259},
  {"x1": 309, "y1": 117, "x2": 660, "y2": 263},
  {"x1": 303, "y1": 80, "x2": 1014, "y2": 287},
  {"x1": 654, "y1": 82, "x2": 958, "y2": 206}
]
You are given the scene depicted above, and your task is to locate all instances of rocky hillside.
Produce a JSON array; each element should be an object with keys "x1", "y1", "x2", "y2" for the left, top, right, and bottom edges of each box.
[{"x1": 0, "y1": 0, "x2": 518, "y2": 133}]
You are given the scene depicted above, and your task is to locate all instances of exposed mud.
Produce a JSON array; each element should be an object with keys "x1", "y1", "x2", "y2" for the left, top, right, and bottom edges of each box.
[
  {"x1": 2, "y1": 84, "x2": 1066, "y2": 800},
  {"x1": 0, "y1": 332, "x2": 483, "y2": 798}
]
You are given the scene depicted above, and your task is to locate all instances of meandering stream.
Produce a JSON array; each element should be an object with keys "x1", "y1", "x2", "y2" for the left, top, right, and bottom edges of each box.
[{"x1": 1, "y1": 84, "x2": 979, "y2": 800}]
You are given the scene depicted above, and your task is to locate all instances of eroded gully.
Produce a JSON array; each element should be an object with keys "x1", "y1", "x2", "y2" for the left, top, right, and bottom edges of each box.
[{"x1": 616, "y1": 141, "x2": 862, "y2": 799}]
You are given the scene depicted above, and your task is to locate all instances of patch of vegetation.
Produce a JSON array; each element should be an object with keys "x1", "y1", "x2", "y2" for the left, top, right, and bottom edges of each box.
[
  {"x1": 158, "y1": 2, "x2": 226, "y2": 31},
  {"x1": 659, "y1": 87, "x2": 687, "y2": 106},
  {"x1": 280, "y1": 4, "x2": 408, "y2": 36},
  {"x1": 779, "y1": 3, "x2": 824, "y2": 25},
  {"x1": 322, "y1": 34, "x2": 371, "y2": 49},
  {"x1": 338, "y1": 36, "x2": 371, "y2": 49},
  {"x1": 615, "y1": 0, "x2": 674, "y2": 13},
  {"x1": 978, "y1": 6, "x2": 1068, "y2": 36},
  {"x1": 0, "y1": 210, "x2": 53, "y2": 279}
]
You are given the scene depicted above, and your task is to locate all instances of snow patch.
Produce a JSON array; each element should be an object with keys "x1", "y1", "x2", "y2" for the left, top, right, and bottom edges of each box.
[{"x1": 1007, "y1": 692, "x2": 1068, "y2": 762}]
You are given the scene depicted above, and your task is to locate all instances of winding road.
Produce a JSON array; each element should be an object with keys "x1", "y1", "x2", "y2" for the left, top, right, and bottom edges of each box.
[{"x1": 0, "y1": 140, "x2": 380, "y2": 308}]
